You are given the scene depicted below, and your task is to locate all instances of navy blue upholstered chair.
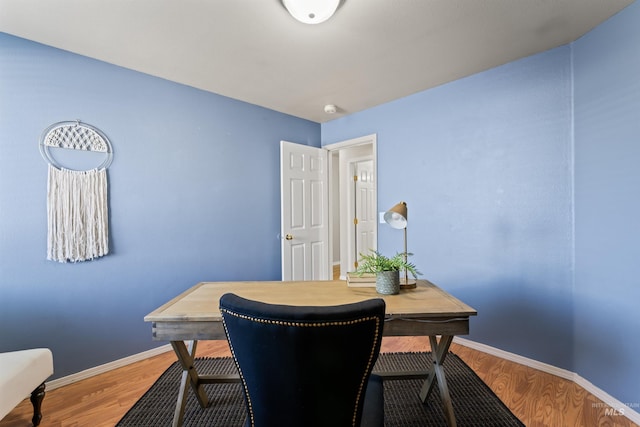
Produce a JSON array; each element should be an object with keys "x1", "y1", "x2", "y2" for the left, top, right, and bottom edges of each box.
[{"x1": 219, "y1": 293, "x2": 386, "y2": 427}]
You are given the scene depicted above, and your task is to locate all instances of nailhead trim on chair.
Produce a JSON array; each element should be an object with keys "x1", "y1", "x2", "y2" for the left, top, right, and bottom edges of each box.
[{"x1": 220, "y1": 308, "x2": 382, "y2": 427}]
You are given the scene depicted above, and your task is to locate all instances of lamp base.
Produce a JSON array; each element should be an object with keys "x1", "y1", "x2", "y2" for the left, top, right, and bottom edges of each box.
[{"x1": 400, "y1": 278, "x2": 417, "y2": 289}]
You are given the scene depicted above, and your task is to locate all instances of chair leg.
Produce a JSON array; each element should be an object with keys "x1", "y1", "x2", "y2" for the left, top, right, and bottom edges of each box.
[{"x1": 29, "y1": 382, "x2": 46, "y2": 427}]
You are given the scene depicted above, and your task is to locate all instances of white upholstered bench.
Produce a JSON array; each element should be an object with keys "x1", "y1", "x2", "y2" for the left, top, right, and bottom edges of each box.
[{"x1": 0, "y1": 348, "x2": 54, "y2": 426}]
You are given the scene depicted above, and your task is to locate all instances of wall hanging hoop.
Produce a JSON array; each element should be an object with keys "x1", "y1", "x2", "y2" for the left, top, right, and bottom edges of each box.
[{"x1": 39, "y1": 120, "x2": 113, "y2": 170}]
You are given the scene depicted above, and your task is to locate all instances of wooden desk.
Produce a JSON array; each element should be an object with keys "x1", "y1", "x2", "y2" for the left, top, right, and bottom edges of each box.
[{"x1": 145, "y1": 280, "x2": 477, "y2": 427}]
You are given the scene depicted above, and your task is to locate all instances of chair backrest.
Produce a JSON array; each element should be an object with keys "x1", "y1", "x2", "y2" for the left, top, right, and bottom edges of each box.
[{"x1": 219, "y1": 293, "x2": 386, "y2": 427}]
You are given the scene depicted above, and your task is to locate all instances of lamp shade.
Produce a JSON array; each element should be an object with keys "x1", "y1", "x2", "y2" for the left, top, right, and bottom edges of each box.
[
  {"x1": 384, "y1": 202, "x2": 407, "y2": 229},
  {"x1": 283, "y1": 0, "x2": 340, "y2": 24}
]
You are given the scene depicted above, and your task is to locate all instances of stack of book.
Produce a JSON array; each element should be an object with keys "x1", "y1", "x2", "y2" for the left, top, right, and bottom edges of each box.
[{"x1": 346, "y1": 272, "x2": 376, "y2": 287}]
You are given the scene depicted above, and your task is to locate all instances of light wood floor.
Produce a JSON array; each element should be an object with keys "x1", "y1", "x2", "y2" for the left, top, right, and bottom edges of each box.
[{"x1": 1, "y1": 337, "x2": 637, "y2": 427}]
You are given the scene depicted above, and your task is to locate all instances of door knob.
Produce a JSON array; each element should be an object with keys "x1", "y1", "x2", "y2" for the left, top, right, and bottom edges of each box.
[{"x1": 285, "y1": 234, "x2": 294, "y2": 240}]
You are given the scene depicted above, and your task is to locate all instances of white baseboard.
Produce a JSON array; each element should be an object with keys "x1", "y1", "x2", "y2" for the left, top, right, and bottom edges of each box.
[
  {"x1": 453, "y1": 337, "x2": 640, "y2": 424},
  {"x1": 453, "y1": 337, "x2": 575, "y2": 380},
  {"x1": 46, "y1": 344, "x2": 172, "y2": 391}
]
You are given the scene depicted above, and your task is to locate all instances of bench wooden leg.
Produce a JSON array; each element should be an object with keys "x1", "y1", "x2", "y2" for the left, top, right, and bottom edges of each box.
[{"x1": 30, "y1": 382, "x2": 46, "y2": 426}]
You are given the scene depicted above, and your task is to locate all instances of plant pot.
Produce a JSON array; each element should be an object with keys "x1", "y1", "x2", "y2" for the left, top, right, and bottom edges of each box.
[{"x1": 376, "y1": 270, "x2": 400, "y2": 295}]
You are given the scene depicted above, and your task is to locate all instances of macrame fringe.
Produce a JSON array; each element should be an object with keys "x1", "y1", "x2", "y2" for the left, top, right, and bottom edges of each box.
[{"x1": 47, "y1": 165, "x2": 109, "y2": 262}]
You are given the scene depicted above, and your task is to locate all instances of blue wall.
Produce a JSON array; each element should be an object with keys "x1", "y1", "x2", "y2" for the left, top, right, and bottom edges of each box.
[
  {"x1": 573, "y1": 1, "x2": 640, "y2": 407},
  {"x1": 323, "y1": 2, "x2": 639, "y2": 408},
  {"x1": 0, "y1": 34, "x2": 320, "y2": 378},
  {"x1": 323, "y1": 46, "x2": 574, "y2": 368}
]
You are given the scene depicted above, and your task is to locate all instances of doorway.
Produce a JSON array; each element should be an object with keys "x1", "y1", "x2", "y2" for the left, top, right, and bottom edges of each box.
[{"x1": 326, "y1": 134, "x2": 377, "y2": 280}]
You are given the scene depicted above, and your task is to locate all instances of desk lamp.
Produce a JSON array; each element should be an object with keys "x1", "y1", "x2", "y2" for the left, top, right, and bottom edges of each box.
[{"x1": 383, "y1": 201, "x2": 416, "y2": 288}]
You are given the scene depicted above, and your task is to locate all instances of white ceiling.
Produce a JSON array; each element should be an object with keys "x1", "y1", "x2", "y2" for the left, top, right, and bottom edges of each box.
[{"x1": 0, "y1": 0, "x2": 634, "y2": 123}]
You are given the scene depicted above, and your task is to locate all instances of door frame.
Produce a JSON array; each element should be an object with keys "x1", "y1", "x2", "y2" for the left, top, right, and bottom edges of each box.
[{"x1": 325, "y1": 134, "x2": 377, "y2": 279}]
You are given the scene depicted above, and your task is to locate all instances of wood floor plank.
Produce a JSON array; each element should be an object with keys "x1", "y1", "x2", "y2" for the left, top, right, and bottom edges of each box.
[
  {"x1": 450, "y1": 342, "x2": 637, "y2": 427},
  {"x1": 1, "y1": 338, "x2": 637, "y2": 427}
]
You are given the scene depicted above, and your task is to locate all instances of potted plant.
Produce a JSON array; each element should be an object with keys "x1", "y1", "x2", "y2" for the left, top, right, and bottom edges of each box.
[{"x1": 356, "y1": 250, "x2": 420, "y2": 295}]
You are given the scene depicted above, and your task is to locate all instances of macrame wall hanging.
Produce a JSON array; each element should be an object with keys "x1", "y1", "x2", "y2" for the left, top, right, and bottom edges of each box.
[{"x1": 39, "y1": 120, "x2": 113, "y2": 263}]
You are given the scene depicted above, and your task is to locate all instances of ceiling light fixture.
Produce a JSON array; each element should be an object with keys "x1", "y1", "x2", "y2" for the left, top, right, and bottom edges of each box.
[{"x1": 282, "y1": 0, "x2": 341, "y2": 25}]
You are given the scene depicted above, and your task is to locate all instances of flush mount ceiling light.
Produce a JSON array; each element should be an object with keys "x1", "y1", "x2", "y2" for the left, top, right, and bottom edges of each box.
[{"x1": 282, "y1": 0, "x2": 341, "y2": 24}]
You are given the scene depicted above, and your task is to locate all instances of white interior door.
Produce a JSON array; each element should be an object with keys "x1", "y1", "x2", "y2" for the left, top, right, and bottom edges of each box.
[
  {"x1": 335, "y1": 139, "x2": 377, "y2": 277},
  {"x1": 354, "y1": 160, "x2": 376, "y2": 263},
  {"x1": 280, "y1": 141, "x2": 329, "y2": 281}
]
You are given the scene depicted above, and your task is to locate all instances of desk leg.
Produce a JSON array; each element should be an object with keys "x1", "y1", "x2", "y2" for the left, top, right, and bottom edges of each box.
[
  {"x1": 419, "y1": 335, "x2": 456, "y2": 427},
  {"x1": 171, "y1": 340, "x2": 210, "y2": 427}
]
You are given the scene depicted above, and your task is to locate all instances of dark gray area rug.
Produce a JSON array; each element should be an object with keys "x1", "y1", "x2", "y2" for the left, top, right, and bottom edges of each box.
[{"x1": 117, "y1": 352, "x2": 524, "y2": 426}]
